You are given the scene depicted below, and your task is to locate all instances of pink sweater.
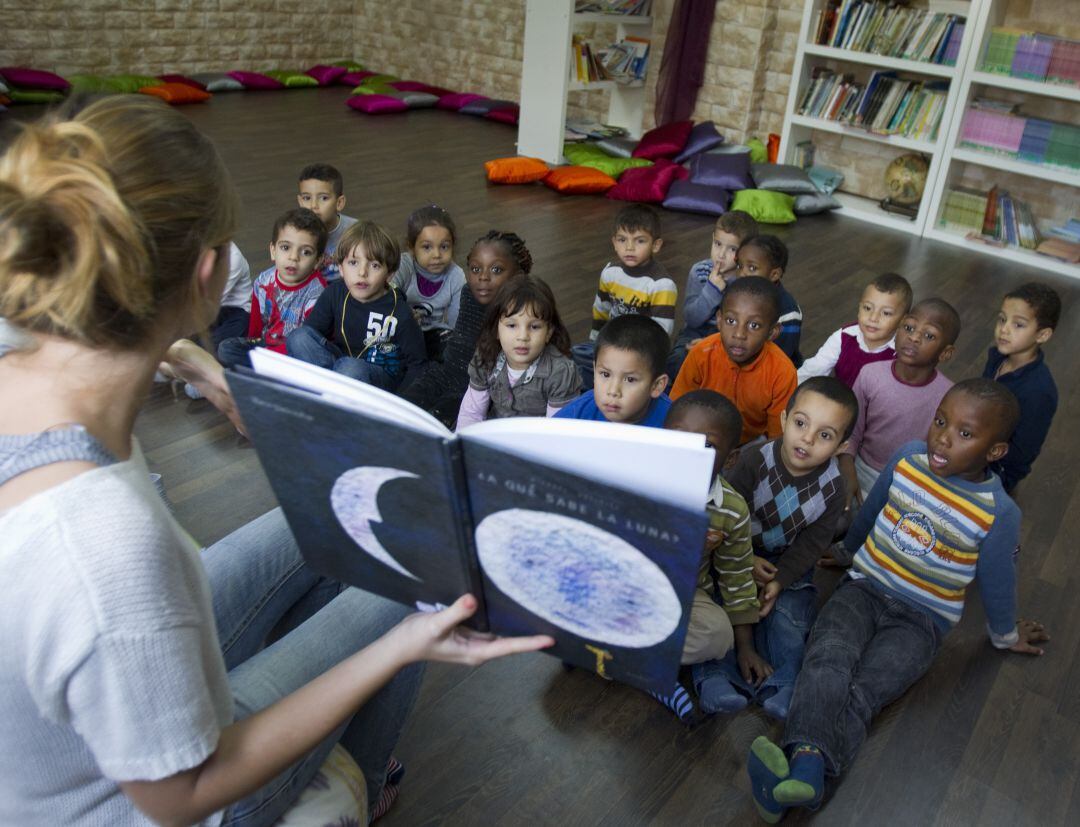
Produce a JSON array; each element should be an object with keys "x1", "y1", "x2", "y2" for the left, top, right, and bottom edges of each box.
[{"x1": 843, "y1": 360, "x2": 953, "y2": 471}]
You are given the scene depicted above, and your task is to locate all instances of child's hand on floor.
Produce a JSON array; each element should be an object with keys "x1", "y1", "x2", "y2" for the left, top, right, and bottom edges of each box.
[
  {"x1": 759, "y1": 581, "x2": 782, "y2": 617},
  {"x1": 738, "y1": 647, "x2": 775, "y2": 687},
  {"x1": 752, "y1": 556, "x2": 777, "y2": 586},
  {"x1": 1009, "y1": 619, "x2": 1049, "y2": 656},
  {"x1": 390, "y1": 594, "x2": 554, "y2": 667}
]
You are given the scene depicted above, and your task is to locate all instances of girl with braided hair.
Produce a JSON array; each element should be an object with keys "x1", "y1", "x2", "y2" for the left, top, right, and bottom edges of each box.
[{"x1": 401, "y1": 230, "x2": 532, "y2": 425}]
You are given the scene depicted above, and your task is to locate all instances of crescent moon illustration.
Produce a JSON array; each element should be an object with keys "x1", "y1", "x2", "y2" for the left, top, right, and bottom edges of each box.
[
  {"x1": 330, "y1": 466, "x2": 420, "y2": 580},
  {"x1": 475, "y1": 509, "x2": 682, "y2": 648}
]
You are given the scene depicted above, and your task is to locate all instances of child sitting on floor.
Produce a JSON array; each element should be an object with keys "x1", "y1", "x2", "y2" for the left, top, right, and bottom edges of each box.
[
  {"x1": 798, "y1": 272, "x2": 912, "y2": 388},
  {"x1": 736, "y1": 235, "x2": 802, "y2": 366},
  {"x1": 455, "y1": 276, "x2": 581, "y2": 428},
  {"x1": 393, "y1": 204, "x2": 466, "y2": 361},
  {"x1": 557, "y1": 314, "x2": 672, "y2": 427},
  {"x1": 671, "y1": 277, "x2": 798, "y2": 445},
  {"x1": 286, "y1": 220, "x2": 425, "y2": 391},
  {"x1": 982, "y1": 282, "x2": 1061, "y2": 493},
  {"x1": 666, "y1": 210, "x2": 759, "y2": 380},
  {"x1": 748, "y1": 379, "x2": 1048, "y2": 823},
  {"x1": 693, "y1": 377, "x2": 856, "y2": 721},
  {"x1": 403, "y1": 230, "x2": 533, "y2": 426},
  {"x1": 840, "y1": 298, "x2": 959, "y2": 513},
  {"x1": 571, "y1": 204, "x2": 678, "y2": 389},
  {"x1": 217, "y1": 208, "x2": 328, "y2": 369},
  {"x1": 646, "y1": 390, "x2": 766, "y2": 723},
  {"x1": 297, "y1": 162, "x2": 358, "y2": 281}
]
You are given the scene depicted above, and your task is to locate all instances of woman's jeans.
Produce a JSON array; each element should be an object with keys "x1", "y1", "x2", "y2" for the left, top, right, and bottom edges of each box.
[
  {"x1": 203, "y1": 508, "x2": 422, "y2": 825},
  {"x1": 783, "y1": 577, "x2": 942, "y2": 776}
]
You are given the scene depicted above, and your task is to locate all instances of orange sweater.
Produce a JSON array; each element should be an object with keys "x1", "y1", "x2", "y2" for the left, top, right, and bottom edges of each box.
[{"x1": 671, "y1": 335, "x2": 798, "y2": 444}]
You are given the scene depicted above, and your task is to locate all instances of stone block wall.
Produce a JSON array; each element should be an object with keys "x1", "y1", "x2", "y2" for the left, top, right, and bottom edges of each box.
[{"x1": 0, "y1": 0, "x2": 354, "y2": 76}]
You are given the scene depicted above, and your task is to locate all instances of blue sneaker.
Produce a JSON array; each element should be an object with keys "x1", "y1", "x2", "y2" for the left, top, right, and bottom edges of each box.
[{"x1": 747, "y1": 736, "x2": 788, "y2": 824}]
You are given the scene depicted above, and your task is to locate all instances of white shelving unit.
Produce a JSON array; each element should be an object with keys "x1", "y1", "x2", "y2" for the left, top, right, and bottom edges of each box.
[
  {"x1": 779, "y1": 0, "x2": 981, "y2": 235},
  {"x1": 922, "y1": 0, "x2": 1080, "y2": 277},
  {"x1": 517, "y1": 0, "x2": 652, "y2": 164}
]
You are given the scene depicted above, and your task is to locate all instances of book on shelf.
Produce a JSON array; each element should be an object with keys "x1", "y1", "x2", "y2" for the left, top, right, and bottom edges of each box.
[
  {"x1": 942, "y1": 186, "x2": 1043, "y2": 251},
  {"x1": 981, "y1": 26, "x2": 1080, "y2": 87},
  {"x1": 959, "y1": 102, "x2": 1080, "y2": 170},
  {"x1": 794, "y1": 139, "x2": 816, "y2": 168},
  {"x1": 797, "y1": 66, "x2": 945, "y2": 140},
  {"x1": 814, "y1": 1, "x2": 966, "y2": 66},
  {"x1": 226, "y1": 349, "x2": 714, "y2": 694}
]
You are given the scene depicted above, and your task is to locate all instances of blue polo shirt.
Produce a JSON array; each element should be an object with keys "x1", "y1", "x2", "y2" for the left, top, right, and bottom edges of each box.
[
  {"x1": 555, "y1": 390, "x2": 672, "y2": 428},
  {"x1": 982, "y1": 346, "x2": 1058, "y2": 492}
]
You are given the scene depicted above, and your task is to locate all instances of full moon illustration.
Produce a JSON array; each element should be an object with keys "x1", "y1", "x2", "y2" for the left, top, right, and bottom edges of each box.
[
  {"x1": 331, "y1": 466, "x2": 420, "y2": 580},
  {"x1": 475, "y1": 508, "x2": 682, "y2": 648}
]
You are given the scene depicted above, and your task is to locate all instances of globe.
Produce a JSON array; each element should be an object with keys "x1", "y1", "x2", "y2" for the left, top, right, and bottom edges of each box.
[{"x1": 884, "y1": 153, "x2": 930, "y2": 206}]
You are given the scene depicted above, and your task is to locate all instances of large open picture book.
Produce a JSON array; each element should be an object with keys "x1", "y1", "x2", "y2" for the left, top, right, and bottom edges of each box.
[{"x1": 228, "y1": 350, "x2": 714, "y2": 693}]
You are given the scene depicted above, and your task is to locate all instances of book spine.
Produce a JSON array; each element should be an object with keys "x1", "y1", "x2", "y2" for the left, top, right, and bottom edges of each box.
[{"x1": 443, "y1": 438, "x2": 490, "y2": 632}]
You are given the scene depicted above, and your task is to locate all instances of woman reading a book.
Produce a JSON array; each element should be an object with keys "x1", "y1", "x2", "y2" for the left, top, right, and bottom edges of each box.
[{"x1": 0, "y1": 96, "x2": 552, "y2": 826}]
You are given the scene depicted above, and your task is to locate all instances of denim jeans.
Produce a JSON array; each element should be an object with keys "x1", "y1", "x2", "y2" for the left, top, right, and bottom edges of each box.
[
  {"x1": 286, "y1": 326, "x2": 399, "y2": 391},
  {"x1": 218, "y1": 336, "x2": 259, "y2": 370},
  {"x1": 783, "y1": 577, "x2": 942, "y2": 777},
  {"x1": 212, "y1": 306, "x2": 251, "y2": 353},
  {"x1": 203, "y1": 508, "x2": 422, "y2": 826},
  {"x1": 571, "y1": 341, "x2": 596, "y2": 390},
  {"x1": 694, "y1": 578, "x2": 818, "y2": 701}
]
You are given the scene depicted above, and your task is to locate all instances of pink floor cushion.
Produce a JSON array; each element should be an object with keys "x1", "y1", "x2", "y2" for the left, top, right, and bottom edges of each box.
[
  {"x1": 306, "y1": 65, "x2": 348, "y2": 86},
  {"x1": 340, "y1": 70, "x2": 377, "y2": 86},
  {"x1": 662, "y1": 179, "x2": 731, "y2": 215},
  {"x1": 606, "y1": 158, "x2": 688, "y2": 202},
  {"x1": 632, "y1": 120, "x2": 694, "y2": 160},
  {"x1": 227, "y1": 71, "x2": 285, "y2": 90},
  {"x1": 485, "y1": 105, "x2": 520, "y2": 125},
  {"x1": 436, "y1": 92, "x2": 487, "y2": 111},
  {"x1": 0, "y1": 67, "x2": 70, "y2": 92},
  {"x1": 159, "y1": 74, "x2": 206, "y2": 90},
  {"x1": 460, "y1": 97, "x2": 516, "y2": 116},
  {"x1": 346, "y1": 94, "x2": 409, "y2": 114}
]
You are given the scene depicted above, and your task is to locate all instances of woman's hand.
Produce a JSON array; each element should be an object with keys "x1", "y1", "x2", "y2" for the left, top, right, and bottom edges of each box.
[
  {"x1": 161, "y1": 338, "x2": 247, "y2": 436},
  {"x1": 390, "y1": 594, "x2": 554, "y2": 667}
]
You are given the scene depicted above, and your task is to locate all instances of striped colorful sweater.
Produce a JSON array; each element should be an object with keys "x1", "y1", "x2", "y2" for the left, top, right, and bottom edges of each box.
[
  {"x1": 843, "y1": 441, "x2": 1021, "y2": 646},
  {"x1": 588, "y1": 259, "x2": 678, "y2": 338},
  {"x1": 700, "y1": 475, "x2": 760, "y2": 626}
]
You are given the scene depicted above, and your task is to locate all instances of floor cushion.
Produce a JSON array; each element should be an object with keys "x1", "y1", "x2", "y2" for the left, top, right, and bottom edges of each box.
[
  {"x1": 746, "y1": 137, "x2": 769, "y2": 163},
  {"x1": 346, "y1": 94, "x2": 409, "y2": 114},
  {"x1": 563, "y1": 144, "x2": 652, "y2": 179},
  {"x1": 331, "y1": 60, "x2": 366, "y2": 72},
  {"x1": 159, "y1": 74, "x2": 206, "y2": 90},
  {"x1": 729, "y1": 189, "x2": 797, "y2": 224},
  {"x1": 793, "y1": 191, "x2": 841, "y2": 215},
  {"x1": 341, "y1": 70, "x2": 377, "y2": 86},
  {"x1": 5, "y1": 89, "x2": 66, "y2": 104},
  {"x1": 486, "y1": 106, "x2": 520, "y2": 124},
  {"x1": 0, "y1": 67, "x2": 69, "y2": 92},
  {"x1": 140, "y1": 82, "x2": 212, "y2": 105},
  {"x1": 191, "y1": 72, "x2": 244, "y2": 92},
  {"x1": 265, "y1": 71, "x2": 319, "y2": 89},
  {"x1": 750, "y1": 163, "x2": 819, "y2": 195},
  {"x1": 397, "y1": 90, "x2": 440, "y2": 108},
  {"x1": 228, "y1": 71, "x2": 285, "y2": 90},
  {"x1": 606, "y1": 158, "x2": 688, "y2": 202},
  {"x1": 459, "y1": 97, "x2": 516, "y2": 116},
  {"x1": 543, "y1": 165, "x2": 617, "y2": 195},
  {"x1": 437, "y1": 92, "x2": 488, "y2": 111},
  {"x1": 673, "y1": 120, "x2": 724, "y2": 164},
  {"x1": 690, "y1": 151, "x2": 753, "y2": 190},
  {"x1": 807, "y1": 165, "x2": 844, "y2": 194},
  {"x1": 662, "y1": 179, "x2": 731, "y2": 215},
  {"x1": 594, "y1": 136, "x2": 639, "y2": 158},
  {"x1": 390, "y1": 81, "x2": 454, "y2": 97},
  {"x1": 632, "y1": 120, "x2": 693, "y2": 160},
  {"x1": 276, "y1": 745, "x2": 367, "y2": 826},
  {"x1": 485, "y1": 156, "x2": 550, "y2": 184},
  {"x1": 306, "y1": 65, "x2": 348, "y2": 86}
]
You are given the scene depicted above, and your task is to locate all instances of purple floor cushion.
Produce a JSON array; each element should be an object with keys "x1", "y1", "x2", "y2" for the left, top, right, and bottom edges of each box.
[
  {"x1": 306, "y1": 65, "x2": 348, "y2": 86},
  {"x1": 228, "y1": 71, "x2": 285, "y2": 90},
  {"x1": 437, "y1": 92, "x2": 488, "y2": 111},
  {"x1": 346, "y1": 94, "x2": 409, "y2": 114},
  {"x1": 0, "y1": 67, "x2": 69, "y2": 92},
  {"x1": 662, "y1": 179, "x2": 731, "y2": 215}
]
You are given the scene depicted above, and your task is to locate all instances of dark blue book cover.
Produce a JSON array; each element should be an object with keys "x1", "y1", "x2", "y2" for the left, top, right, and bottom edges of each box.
[{"x1": 460, "y1": 439, "x2": 705, "y2": 694}]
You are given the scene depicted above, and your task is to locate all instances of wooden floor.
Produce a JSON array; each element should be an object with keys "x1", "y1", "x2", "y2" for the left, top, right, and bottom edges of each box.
[{"x1": 8, "y1": 89, "x2": 1079, "y2": 825}]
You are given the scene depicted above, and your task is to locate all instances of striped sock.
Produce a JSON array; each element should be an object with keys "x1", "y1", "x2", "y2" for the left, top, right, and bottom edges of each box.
[
  {"x1": 773, "y1": 744, "x2": 824, "y2": 809},
  {"x1": 385, "y1": 756, "x2": 405, "y2": 787},
  {"x1": 370, "y1": 782, "x2": 399, "y2": 822},
  {"x1": 648, "y1": 683, "x2": 696, "y2": 723}
]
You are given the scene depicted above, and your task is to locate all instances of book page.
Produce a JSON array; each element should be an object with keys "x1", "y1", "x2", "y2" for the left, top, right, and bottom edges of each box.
[
  {"x1": 459, "y1": 416, "x2": 713, "y2": 510},
  {"x1": 250, "y1": 349, "x2": 449, "y2": 437}
]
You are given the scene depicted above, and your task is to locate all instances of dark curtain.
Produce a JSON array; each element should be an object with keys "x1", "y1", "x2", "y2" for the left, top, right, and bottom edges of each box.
[{"x1": 653, "y1": 0, "x2": 718, "y2": 126}]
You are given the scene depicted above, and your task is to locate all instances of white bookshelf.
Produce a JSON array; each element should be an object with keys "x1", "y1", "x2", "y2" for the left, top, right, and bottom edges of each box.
[
  {"x1": 922, "y1": 0, "x2": 1080, "y2": 277},
  {"x1": 517, "y1": 0, "x2": 652, "y2": 164},
  {"x1": 779, "y1": 0, "x2": 981, "y2": 236}
]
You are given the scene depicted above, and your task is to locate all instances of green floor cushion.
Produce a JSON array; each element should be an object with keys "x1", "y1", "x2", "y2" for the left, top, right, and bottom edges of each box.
[
  {"x1": 265, "y1": 70, "x2": 319, "y2": 89},
  {"x1": 105, "y1": 74, "x2": 164, "y2": 94},
  {"x1": 331, "y1": 60, "x2": 366, "y2": 71},
  {"x1": 730, "y1": 189, "x2": 797, "y2": 224},
  {"x1": 6, "y1": 88, "x2": 66, "y2": 104}
]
